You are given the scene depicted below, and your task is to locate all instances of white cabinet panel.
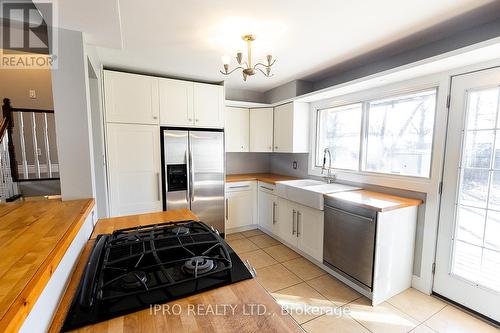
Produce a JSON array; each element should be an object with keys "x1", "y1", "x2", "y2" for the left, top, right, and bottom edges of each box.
[
  {"x1": 106, "y1": 123, "x2": 162, "y2": 216},
  {"x1": 297, "y1": 204, "x2": 324, "y2": 261},
  {"x1": 277, "y1": 198, "x2": 299, "y2": 247},
  {"x1": 226, "y1": 190, "x2": 254, "y2": 229},
  {"x1": 258, "y1": 189, "x2": 278, "y2": 233},
  {"x1": 273, "y1": 102, "x2": 309, "y2": 153},
  {"x1": 250, "y1": 107, "x2": 274, "y2": 152},
  {"x1": 159, "y1": 78, "x2": 194, "y2": 126},
  {"x1": 225, "y1": 107, "x2": 249, "y2": 152},
  {"x1": 193, "y1": 83, "x2": 224, "y2": 128},
  {"x1": 104, "y1": 71, "x2": 159, "y2": 124}
]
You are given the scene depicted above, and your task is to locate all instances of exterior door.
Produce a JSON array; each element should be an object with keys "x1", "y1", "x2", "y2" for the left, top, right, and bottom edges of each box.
[
  {"x1": 435, "y1": 67, "x2": 500, "y2": 322},
  {"x1": 189, "y1": 130, "x2": 225, "y2": 232}
]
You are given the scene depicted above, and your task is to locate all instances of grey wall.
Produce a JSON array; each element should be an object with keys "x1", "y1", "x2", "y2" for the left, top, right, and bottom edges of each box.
[
  {"x1": 226, "y1": 152, "x2": 271, "y2": 174},
  {"x1": 263, "y1": 80, "x2": 313, "y2": 104},
  {"x1": 225, "y1": 88, "x2": 266, "y2": 103},
  {"x1": 51, "y1": 28, "x2": 95, "y2": 200},
  {"x1": 270, "y1": 153, "x2": 310, "y2": 178}
]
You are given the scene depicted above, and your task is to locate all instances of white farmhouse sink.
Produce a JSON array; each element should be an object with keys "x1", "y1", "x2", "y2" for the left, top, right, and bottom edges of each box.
[{"x1": 276, "y1": 180, "x2": 360, "y2": 210}]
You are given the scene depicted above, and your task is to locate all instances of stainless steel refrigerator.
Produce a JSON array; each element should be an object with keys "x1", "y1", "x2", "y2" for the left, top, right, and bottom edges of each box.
[{"x1": 161, "y1": 128, "x2": 225, "y2": 234}]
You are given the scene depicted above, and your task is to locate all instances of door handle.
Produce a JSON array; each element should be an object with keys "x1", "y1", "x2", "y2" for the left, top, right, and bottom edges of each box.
[
  {"x1": 296, "y1": 211, "x2": 301, "y2": 237},
  {"x1": 156, "y1": 173, "x2": 161, "y2": 201},
  {"x1": 260, "y1": 186, "x2": 274, "y2": 191},
  {"x1": 272, "y1": 202, "x2": 277, "y2": 224},
  {"x1": 225, "y1": 198, "x2": 228, "y2": 220},
  {"x1": 228, "y1": 185, "x2": 250, "y2": 189},
  {"x1": 185, "y1": 150, "x2": 190, "y2": 202},
  {"x1": 189, "y1": 147, "x2": 195, "y2": 202},
  {"x1": 292, "y1": 209, "x2": 296, "y2": 235}
]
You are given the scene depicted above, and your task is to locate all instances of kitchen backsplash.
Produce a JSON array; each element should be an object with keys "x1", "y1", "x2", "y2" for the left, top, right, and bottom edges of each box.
[{"x1": 226, "y1": 152, "x2": 272, "y2": 174}]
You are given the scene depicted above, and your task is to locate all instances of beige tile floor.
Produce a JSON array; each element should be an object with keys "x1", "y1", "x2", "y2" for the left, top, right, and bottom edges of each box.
[{"x1": 226, "y1": 229, "x2": 500, "y2": 333}]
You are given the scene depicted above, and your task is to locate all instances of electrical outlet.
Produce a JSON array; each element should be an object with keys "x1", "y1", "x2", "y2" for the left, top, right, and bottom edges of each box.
[
  {"x1": 29, "y1": 89, "x2": 36, "y2": 99},
  {"x1": 292, "y1": 161, "x2": 298, "y2": 169}
]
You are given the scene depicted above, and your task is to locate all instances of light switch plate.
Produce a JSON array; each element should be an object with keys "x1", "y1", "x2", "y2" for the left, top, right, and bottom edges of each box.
[{"x1": 29, "y1": 89, "x2": 36, "y2": 99}]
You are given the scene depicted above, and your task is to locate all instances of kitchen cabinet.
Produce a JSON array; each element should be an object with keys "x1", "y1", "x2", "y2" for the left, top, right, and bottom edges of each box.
[
  {"x1": 193, "y1": 83, "x2": 224, "y2": 128},
  {"x1": 250, "y1": 107, "x2": 274, "y2": 152},
  {"x1": 106, "y1": 123, "x2": 162, "y2": 216},
  {"x1": 225, "y1": 181, "x2": 257, "y2": 231},
  {"x1": 159, "y1": 78, "x2": 194, "y2": 126},
  {"x1": 258, "y1": 182, "x2": 279, "y2": 233},
  {"x1": 277, "y1": 197, "x2": 324, "y2": 261},
  {"x1": 225, "y1": 107, "x2": 249, "y2": 152},
  {"x1": 273, "y1": 102, "x2": 309, "y2": 153},
  {"x1": 104, "y1": 70, "x2": 160, "y2": 124}
]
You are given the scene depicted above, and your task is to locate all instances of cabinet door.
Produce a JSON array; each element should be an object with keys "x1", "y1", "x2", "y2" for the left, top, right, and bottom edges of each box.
[
  {"x1": 277, "y1": 198, "x2": 298, "y2": 247},
  {"x1": 193, "y1": 83, "x2": 224, "y2": 128},
  {"x1": 159, "y1": 78, "x2": 194, "y2": 126},
  {"x1": 225, "y1": 107, "x2": 249, "y2": 152},
  {"x1": 273, "y1": 103, "x2": 294, "y2": 152},
  {"x1": 297, "y1": 205, "x2": 324, "y2": 261},
  {"x1": 106, "y1": 123, "x2": 161, "y2": 217},
  {"x1": 226, "y1": 190, "x2": 253, "y2": 229},
  {"x1": 258, "y1": 190, "x2": 278, "y2": 233},
  {"x1": 250, "y1": 107, "x2": 273, "y2": 152},
  {"x1": 104, "y1": 71, "x2": 159, "y2": 124}
]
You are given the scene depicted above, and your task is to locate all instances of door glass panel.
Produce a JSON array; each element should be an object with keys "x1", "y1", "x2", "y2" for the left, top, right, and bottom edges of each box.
[{"x1": 452, "y1": 86, "x2": 500, "y2": 292}]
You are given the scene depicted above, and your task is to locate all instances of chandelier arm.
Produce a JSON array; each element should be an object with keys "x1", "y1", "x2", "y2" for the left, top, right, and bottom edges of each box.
[
  {"x1": 220, "y1": 66, "x2": 245, "y2": 75},
  {"x1": 256, "y1": 67, "x2": 274, "y2": 77},
  {"x1": 253, "y1": 62, "x2": 269, "y2": 69}
]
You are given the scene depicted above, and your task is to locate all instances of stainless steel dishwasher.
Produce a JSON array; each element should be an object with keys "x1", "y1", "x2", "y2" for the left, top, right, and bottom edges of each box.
[{"x1": 323, "y1": 197, "x2": 377, "y2": 291}]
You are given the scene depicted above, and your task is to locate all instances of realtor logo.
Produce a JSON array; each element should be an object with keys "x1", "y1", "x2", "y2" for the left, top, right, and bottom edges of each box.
[{"x1": 0, "y1": 0, "x2": 57, "y2": 69}]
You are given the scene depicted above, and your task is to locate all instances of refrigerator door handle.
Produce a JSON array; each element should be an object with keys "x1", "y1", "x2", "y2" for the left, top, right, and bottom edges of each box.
[
  {"x1": 185, "y1": 149, "x2": 190, "y2": 202},
  {"x1": 156, "y1": 173, "x2": 161, "y2": 201},
  {"x1": 189, "y1": 145, "x2": 195, "y2": 202}
]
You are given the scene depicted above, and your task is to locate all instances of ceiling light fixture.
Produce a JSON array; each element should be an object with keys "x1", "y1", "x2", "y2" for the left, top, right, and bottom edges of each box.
[{"x1": 220, "y1": 34, "x2": 275, "y2": 81}]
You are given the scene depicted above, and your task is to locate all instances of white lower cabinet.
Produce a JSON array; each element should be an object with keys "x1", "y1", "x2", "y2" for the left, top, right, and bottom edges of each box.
[
  {"x1": 225, "y1": 181, "x2": 257, "y2": 231},
  {"x1": 277, "y1": 197, "x2": 324, "y2": 261},
  {"x1": 257, "y1": 185, "x2": 279, "y2": 233}
]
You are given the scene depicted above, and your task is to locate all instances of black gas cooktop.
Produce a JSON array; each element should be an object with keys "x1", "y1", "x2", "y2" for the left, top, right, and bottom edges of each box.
[{"x1": 62, "y1": 221, "x2": 254, "y2": 331}]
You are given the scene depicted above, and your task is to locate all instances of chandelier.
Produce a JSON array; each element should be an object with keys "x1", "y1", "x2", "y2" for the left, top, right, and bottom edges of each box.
[{"x1": 220, "y1": 34, "x2": 276, "y2": 81}]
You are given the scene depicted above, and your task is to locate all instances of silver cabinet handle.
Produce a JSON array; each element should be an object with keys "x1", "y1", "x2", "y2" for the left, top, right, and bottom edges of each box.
[
  {"x1": 260, "y1": 186, "x2": 274, "y2": 191},
  {"x1": 228, "y1": 185, "x2": 250, "y2": 189},
  {"x1": 272, "y1": 202, "x2": 277, "y2": 224},
  {"x1": 292, "y1": 209, "x2": 296, "y2": 235},
  {"x1": 296, "y1": 211, "x2": 301, "y2": 237},
  {"x1": 156, "y1": 172, "x2": 161, "y2": 201},
  {"x1": 225, "y1": 198, "x2": 228, "y2": 220}
]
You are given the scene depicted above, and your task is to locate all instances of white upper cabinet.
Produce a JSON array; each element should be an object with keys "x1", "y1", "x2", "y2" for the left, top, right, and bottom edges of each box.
[
  {"x1": 159, "y1": 78, "x2": 194, "y2": 126},
  {"x1": 193, "y1": 83, "x2": 224, "y2": 128},
  {"x1": 273, "y1": 102, "x2": 309, "y2": 153},
  {"x1": 225, "y1": 107, "x2": 249, "y2": 152},
  {"x1": 104, "y1": 70, "x2": 159, "y2": 124},
  {"x1": 250, "y1": 107, "x2": 274, "y2": 152}
]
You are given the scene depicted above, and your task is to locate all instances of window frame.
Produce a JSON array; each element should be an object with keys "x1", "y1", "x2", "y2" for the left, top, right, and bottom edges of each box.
[
  {"x1": 311, "y1": 85, "x2": 440, "y2": 181},
  {"x1": 314, "y1": 102, "x2": 364, "y2": 171}
]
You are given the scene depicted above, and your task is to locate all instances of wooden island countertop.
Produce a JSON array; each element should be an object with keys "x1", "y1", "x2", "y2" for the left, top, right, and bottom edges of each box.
[
  {"x1": 0, "y1": 198, "x2": 95, "y2": 333},
  {"x1": 325, "y1": 189, "x2": 423, "y2": 212},
  {"x1": 50, "y1": 209, "x2": 303, "y2": 333},
  {"x1": 226, "y1": 173, "x2": 297, "y2": 184}
]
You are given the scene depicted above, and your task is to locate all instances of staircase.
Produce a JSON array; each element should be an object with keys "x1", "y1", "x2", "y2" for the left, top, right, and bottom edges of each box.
[{"x1": 0, "y1": 103, "x2": 19, "y2": 203}]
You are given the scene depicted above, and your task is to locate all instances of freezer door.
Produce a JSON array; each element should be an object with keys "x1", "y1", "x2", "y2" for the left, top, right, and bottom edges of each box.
[
  {"x1": 163, "y1": 130, "x2": 190, "y2": 211},
  {"x1": 189, "y1": 130, "x2": 225, "y2": 232}
]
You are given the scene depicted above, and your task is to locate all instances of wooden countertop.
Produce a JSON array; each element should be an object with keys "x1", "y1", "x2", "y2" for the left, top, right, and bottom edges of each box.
[
  {"x1": 325, "y1": 190, "x2": 423, "y2": 212},
  {"x1": 226, "y1": 173, "x2": 297, "y2": 184},
  {"x1": 50, "y1": 210, "x2": 303, "y2": 333},
  {"x1": 0, "y1": 198, "x2": 95, "y2": 333},
  {"x1": 91, "y1": 208, "x2": 198, "y2": 238}
]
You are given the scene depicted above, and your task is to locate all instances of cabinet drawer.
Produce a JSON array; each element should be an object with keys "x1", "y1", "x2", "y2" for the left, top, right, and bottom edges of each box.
[
  {"x1": 258, "y1": 181, "x2": 276, "y2": 194},
  {"x1": 225, "y1": 181, "x2": 256, "y2": 192}
]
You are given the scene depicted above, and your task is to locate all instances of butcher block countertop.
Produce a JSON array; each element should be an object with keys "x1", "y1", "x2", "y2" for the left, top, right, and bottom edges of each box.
[
  {"x1": 50, "y1": 209, "x2": 303, "y2": 333},
  {"x1": 226, "y1": 173, "x2": 297, "y2": 184},
  {"x1": 326, "y1": 189, "x2": 423, "y2": 212},
  {"x1": 0, "y1": 198, "x2": 95, "y2": 333}
]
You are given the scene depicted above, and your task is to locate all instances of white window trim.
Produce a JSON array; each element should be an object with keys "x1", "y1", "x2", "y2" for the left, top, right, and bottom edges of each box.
[{"x1": 309, "y1": 74, "x2": 448, "y2": 193}]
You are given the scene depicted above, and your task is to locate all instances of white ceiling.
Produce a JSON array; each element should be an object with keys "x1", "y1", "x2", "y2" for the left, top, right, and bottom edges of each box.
[{"x1": 49, "y1": 0, "x2": 495, "y2": 92}]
